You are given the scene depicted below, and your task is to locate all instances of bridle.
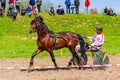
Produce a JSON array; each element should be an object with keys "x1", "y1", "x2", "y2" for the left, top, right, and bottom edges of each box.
[{"x1": 36, "y1": 24, "x2": 40, "y2": 32}]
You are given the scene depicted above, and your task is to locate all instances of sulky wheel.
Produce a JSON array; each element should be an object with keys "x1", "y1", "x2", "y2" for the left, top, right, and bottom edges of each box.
[
  {"x1": 93, "y1": 51, "x2": 110, "y2": 70},
  {"x1": 72, "y1": 52, "x2": 88, "y2": 65}
]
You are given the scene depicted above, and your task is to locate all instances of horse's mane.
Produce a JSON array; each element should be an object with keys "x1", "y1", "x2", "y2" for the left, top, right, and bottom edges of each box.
[
  {"x1": 31, "y1": 16, "x2": 43, "y2": 25},
  {"x1": 31, "y1": 16, "x2": 68, "y2": 35},
  {"x1": 31, "y1": 16, "x2": 55, "y2": 35},
  {"x1": 42, "y1": 22, "x2": 54, "y2": 35},
  {"x1": 38, "y1": 17, "x2": 70, "y2": 35},
  {"x1": 57, "y1": 31, "x2": 70, "y2": 34}
]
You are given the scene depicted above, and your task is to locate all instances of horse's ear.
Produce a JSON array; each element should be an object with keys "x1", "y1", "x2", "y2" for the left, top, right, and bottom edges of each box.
[{"x1": 38, "y1": 16, "x2": 43, "y2": 21}]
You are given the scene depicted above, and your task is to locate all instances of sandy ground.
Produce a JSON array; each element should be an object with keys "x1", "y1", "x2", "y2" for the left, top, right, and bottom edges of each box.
[{"x1": 0, "y1": 55, "x2": 120, "y2": 80}]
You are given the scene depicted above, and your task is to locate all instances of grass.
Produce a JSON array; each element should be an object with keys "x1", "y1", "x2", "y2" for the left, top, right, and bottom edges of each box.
[{"x1": 0, "y1": 13, "x2": 120, "y2": 58}]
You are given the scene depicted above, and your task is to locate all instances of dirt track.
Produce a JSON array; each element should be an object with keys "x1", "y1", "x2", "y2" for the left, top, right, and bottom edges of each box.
[{"x1": 0, "y1": 55, "x2": 120, "y2": 80}]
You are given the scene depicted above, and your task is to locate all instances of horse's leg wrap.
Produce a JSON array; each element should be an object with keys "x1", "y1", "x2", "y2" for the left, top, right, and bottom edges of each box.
[
  {"x1": 51, "y1": 56, "x2": 58, "y2": 67},
  {"x1": 29, "y1": 52, "x2": 37, "y2": 66},
  {"x1": 76, "y1": 55, "x2": 80, "y2": 65},
  {"x1": 68, "y1": 57, "x2": 73, "y2": 66},
  {"x1": 49, "y1": 52, "x2": 58, "y2": 68}
]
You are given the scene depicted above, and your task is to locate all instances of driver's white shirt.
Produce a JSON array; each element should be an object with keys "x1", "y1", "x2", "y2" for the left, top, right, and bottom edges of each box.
[{"x1": 87, "y1": 33, "x2": 104, "y2": 49}]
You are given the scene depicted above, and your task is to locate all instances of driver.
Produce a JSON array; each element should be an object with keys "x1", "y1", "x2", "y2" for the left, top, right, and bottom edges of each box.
[{"x1": 76, "y1": 26, "x2": 104, "y2": 51}]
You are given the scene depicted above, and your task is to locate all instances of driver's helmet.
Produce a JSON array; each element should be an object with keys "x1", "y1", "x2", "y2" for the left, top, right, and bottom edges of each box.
[{"x1": 96, "y1": 26, "x2": 103, "y2": 31}]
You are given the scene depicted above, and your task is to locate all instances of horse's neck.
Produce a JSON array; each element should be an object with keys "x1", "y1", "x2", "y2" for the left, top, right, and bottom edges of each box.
[{"x1": 37, "y1": 23, "x2": 50, "y2": 38}]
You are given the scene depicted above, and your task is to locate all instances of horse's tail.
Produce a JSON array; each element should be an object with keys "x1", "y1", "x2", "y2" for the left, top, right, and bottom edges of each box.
[{"x1": 77, "y1": 34, "x2": 85, "y2": 52}]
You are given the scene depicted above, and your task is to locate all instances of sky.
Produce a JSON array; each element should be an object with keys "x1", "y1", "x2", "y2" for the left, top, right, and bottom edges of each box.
[{"x1": 42, "y1": 0, "x2": 120, "y2": 14}]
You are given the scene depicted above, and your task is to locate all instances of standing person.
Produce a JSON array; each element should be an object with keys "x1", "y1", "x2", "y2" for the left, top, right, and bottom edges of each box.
[
  {"x1": 76, "y1": 26, "x2": 104, "y2": 51},
  {"x1": 1, "y1": 0, "x2": 6, "y2": 10},
  {"x1": 36, "y1": 0, "x2": 42, "y2": 13},
  {"x1": 9, "y1": 0, "x2": 14, "y2": 5},
  {"x1": 85, "y1": 0, "x2": 90, "y2": 14},
  {"x1": 29, "y1": 0, "x2": 35, "y2": 7},
  {"x1": 65, "y1": 0, "x2": 71, "y2": 14},
  {"x1": 15, "y1": 0, "x2": 21, "y2": 13},
  {"x1": 74, "y1": 0, "x2": 80, "y2": 14}
]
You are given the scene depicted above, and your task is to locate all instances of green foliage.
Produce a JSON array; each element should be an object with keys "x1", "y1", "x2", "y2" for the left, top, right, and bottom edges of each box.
[{"x1": 0, "y1": 13, "x2": 120, "y2": 58}]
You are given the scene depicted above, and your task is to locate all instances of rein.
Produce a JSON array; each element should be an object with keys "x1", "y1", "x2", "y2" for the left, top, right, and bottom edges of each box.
[{"x1": 63, "y1": 36, "x2": 84, "y2": 43}]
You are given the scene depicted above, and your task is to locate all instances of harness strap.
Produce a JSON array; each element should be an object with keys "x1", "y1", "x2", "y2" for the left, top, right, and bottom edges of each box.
[
  {"x1": 54, "y1": 33, "x2": 58, "y2": 47},
  {"x1": 50, "y1": 33, "x2": 58, "y2": 48}
]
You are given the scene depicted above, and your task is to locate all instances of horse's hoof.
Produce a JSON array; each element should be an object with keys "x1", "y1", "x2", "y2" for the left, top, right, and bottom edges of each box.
[
  {"x1": 28, "y1": 66, "x2": 34, "y2": 72},
  {"x1": 68, "y1": 62, "x2": 72, "y2": 67},
  {"x1": 55, "y1": 66, "x2": 59, "y2": 70},
  {"x1": 67, "y1": 65, "x2": 71, "y2": 69}
]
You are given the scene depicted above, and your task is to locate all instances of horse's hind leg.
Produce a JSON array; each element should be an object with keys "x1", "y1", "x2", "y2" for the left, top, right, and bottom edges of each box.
[
  {"x1": 68, "y1": 56, "x2": 74, "y2": 66},
  {"x1": 68, "y1": 47, "x2": 80, "y2": 67}
]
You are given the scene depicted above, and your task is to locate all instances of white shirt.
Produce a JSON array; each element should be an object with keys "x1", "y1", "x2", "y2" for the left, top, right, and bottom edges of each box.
[
  {"x1": 15, "y1": 0, "x2": 20, "y2": 6},
  {"x1": 87, "y1": 33, "x2": 104, "y2": 49}
]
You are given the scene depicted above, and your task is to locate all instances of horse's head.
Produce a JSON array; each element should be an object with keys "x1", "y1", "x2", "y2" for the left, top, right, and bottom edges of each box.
[{"x1": 29, "y1": 16, "x2": 43, "y2": 34}]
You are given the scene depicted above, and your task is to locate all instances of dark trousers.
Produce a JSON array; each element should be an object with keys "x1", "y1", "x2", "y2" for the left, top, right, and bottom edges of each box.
[
  {"x1": 66, "y1": 4, "x2": 71, "y2": 14},
  {"x1": 75, "y1": 6, "x2": 79, "y2": 14},
  {"x1": 0, "y1": 13, "x2": 3, "y2": 18},
  {"x1": 1, "y1": 3, "x2": 6, "y2": 10},
  {"x1": 16, "y1": 5, "x2": 20, "y2": 13},
  {"x1": 37, "y1": 4, "x2": 41, "y2": 13},
  {"x1": 85, "y1": 7, "x2": 88, "y2": 14},
  {"x1": 13, "y1": 16, "x2": 16, "y2": 20}
]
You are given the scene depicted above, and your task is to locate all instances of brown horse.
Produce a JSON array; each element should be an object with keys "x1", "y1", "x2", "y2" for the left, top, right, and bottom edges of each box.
[{"x1": 29, "y1": 16, "x2": 85, "y2": 70}]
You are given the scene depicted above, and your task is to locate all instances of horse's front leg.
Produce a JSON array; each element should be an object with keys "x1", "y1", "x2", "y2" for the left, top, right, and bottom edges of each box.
[
  {"x1": 49, "y1": 51, "x2": 58, "y2": 69},
  {"x1": 28, "y1": 49, "x2": 42, "y2": 71}
]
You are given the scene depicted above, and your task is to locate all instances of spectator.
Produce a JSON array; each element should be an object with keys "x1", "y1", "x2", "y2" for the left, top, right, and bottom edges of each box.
[
  {"x1": 26, "y1": 5, "x2": 32, "y2": 17},
  {"x1": 11, "y1": 8, "x2": 17, "y2": 21},
  {"x1": 107, "y1": 8, "x2": 117, "y2": 16},
  {"x1": 36, "y1": 0, "x2": 42, "y2": 13},
  {"x1": 0, "y1": 7, "x2": 4, "y2": 18},
  {"x1": 29, "y1": 0, "x2": 35, "y2": 7},
  {"x1": 70, "y1": 4, "x2": 75, "y2": 14},
  {"x1": 9, "y1": 0, "x2": 14, "y2": 5},
  {"x1": 56, "y1": 5, "x2": 64, "y2": 15},
  {"x1": 65, "y1": 0, "x2": 71, "y2": 14},
  {"x1": 49, "y1": 6, "x2": 55, "y2": 16},
  {"x1": 104, "y1": 8, "x2": 117, "y2": 16},
  {"x1": 1, "y1": 0, "x2": 6, "y2": 10},
  {"x1": 74, "y1": 0, "x2": 80, "y2": 14},
  {"x1": 15, "y1": 0, "x2": 21, "y2": 13},
  {"x1": 8, "y1": 3, "x2": 15, "y2": 12},
  {"x1": 31, "y1": 6, "x2": 37, "y2": 17},
  {"x1": 85, "y1": 0, "x2": 90, "y2": 14},
  {"x1": 21, "y1": 6, "x2": 26, "y2": 16},
  {"x1": 104, "y1": 7, "x2": 108, "y2": 15},
  {"x1": 7, "y1": 3, "x2": 15, "y2": 17}
]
